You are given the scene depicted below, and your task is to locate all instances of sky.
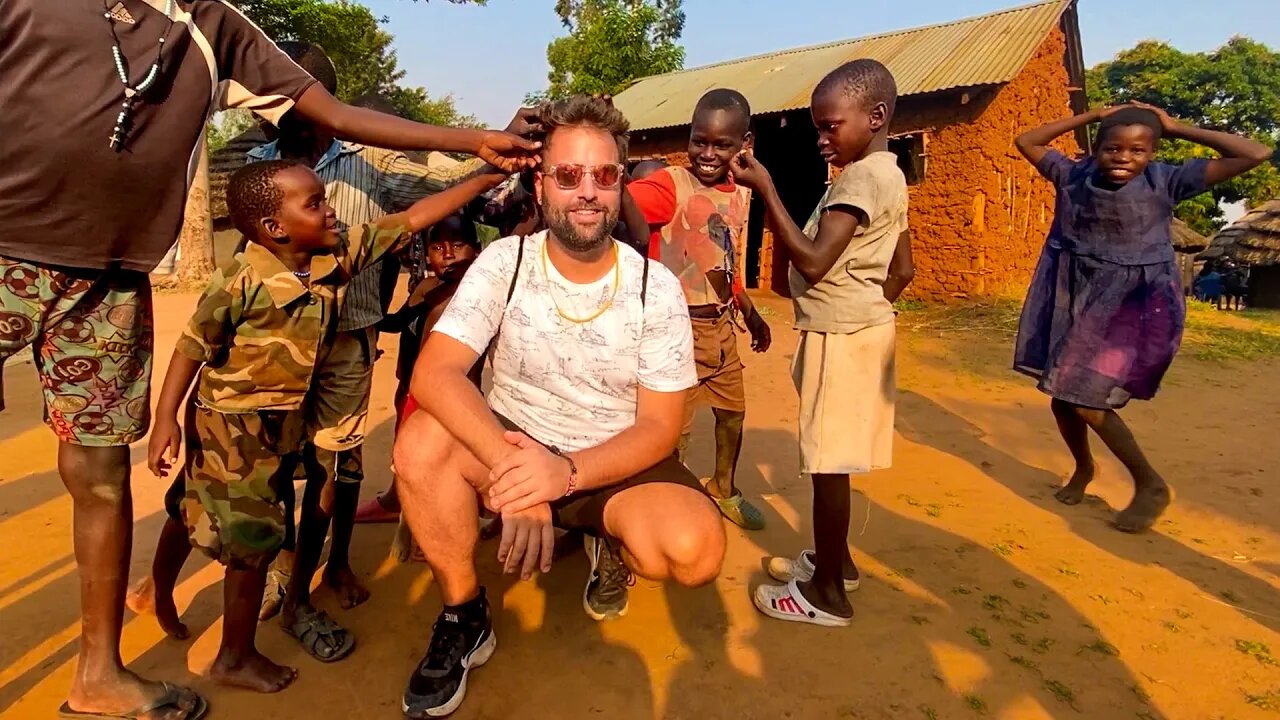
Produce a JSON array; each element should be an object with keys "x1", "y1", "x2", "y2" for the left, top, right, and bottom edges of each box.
[{"x1": 361, "y1": 0, "x2": 1280, "y2": 128}]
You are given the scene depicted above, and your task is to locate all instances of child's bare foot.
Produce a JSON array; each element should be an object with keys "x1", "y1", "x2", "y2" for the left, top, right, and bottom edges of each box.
[
  {"x1": 210, "y1": 649, "x2": 297, "y2": 693},
  {"x1": 126, "y1": 577, "x2": 190, "y2": 640},
  {"x1": 1054, "y1": 464, "x2": 1095, "y2": 505},
  {"x1": 64, "y1": 670, "x2": 205, "y2": 720},
  {"x1": 323, "y1": 565, "x2": 370, "y2": 609},
  {"x1": 1114, "y1": 482, "x2": 1172, "y2": 533}
]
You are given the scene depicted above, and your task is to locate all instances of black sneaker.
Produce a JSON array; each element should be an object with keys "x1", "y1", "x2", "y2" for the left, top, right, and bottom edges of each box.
[
  {"x1": 583, "y1": 535, "x2": 633, "y2": 621},
  {"x1": 402, "y1": 590, "x2": 496, "y2": 718}
]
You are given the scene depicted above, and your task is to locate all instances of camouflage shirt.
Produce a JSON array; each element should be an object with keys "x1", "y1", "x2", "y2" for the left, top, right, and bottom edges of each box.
[{"x1": 176, "y1": 216, "x2": 411, "y2": 413}]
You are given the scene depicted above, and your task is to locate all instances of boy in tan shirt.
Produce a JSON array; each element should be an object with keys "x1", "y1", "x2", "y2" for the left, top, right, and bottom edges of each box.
[{"x1": 732, "y1": 59, "x2": 915, "y2": 627}]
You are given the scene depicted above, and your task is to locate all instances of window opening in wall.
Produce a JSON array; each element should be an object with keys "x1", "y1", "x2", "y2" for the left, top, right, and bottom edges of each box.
[{"x1": 889, "y1": 132, "x2": 927, "y2": 185}]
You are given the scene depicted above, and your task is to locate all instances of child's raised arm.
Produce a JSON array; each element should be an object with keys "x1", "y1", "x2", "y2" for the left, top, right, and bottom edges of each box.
[
  {"x1": 1132, "y1": 102, "x2": 1274, "y2": 186},
  {"x1": 1015, "y1": 107, "x2": 1119, "y2": 165}
]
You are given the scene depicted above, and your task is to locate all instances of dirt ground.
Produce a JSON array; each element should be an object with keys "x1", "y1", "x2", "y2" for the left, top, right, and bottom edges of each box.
[{"x1": 2, "y1": 291, "x2": 1278, "y2": 720}]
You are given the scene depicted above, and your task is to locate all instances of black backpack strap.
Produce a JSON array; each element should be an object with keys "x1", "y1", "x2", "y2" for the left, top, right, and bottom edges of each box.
[
  {"x1": 640, "y1": 255, "x2": 650, "y2": 308},
  {"x1": 506, "y1": 235, "x2": 525, "y2": 306}
]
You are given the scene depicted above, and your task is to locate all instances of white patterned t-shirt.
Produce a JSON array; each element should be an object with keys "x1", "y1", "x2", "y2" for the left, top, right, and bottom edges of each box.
[{"x1": 432, "y1": 230, "x2": 696, "y2": 452}]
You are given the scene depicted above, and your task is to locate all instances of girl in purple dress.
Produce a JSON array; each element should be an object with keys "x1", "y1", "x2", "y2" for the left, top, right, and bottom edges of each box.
[{"x1": 1013, "y1": 102, "x2": 1272, "y2": 532}]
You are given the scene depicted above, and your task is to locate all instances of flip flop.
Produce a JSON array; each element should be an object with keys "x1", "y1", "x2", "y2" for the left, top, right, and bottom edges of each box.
[
  {"x1": 284, "y1": 606, "x2": 356, "y2": 663},
  {"x1": 58, "y1": 682, "x2": 208, "y2": 720},
  {"x1": 353, "y1": 496, "x2": 399, "y2": 524}
]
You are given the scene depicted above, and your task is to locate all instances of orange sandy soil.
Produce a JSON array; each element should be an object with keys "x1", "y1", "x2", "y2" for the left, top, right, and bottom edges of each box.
[{"x1": 2, "y1": 291, "x2": 1278, "y2": 720}]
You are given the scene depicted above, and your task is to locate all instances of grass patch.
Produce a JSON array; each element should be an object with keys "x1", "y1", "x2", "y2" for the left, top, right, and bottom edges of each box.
[
  {"x1": 1033, "y1": 637, "x2": 1056, "y2": 654},
  {"x1": 968, "y1": 626, "x2": 992, "y2": 648},
  {"x1": 919, "y1": 706, "x2": 939, "y2": 720},
  {"x1": 1246, "y1": 688, "x2": 1280, "y2": 711},
  {"x1": 897, "y1": 298, "x2": 1280, "y2": 361},
  {"x1": 1174, "y1": 608, "x2": 1193, "y2": 620},
  {"x1": 1011, "y1": 632, "x2": 1029, "y2": 646},
  {"x1": 1162, "y1": 622, "x2": 1183, "y2": 634},
  {"x1": 983, "y1": 594, "x2": 1009, "y2": 611},
  {"x1": 953, "y1": 585, "x2": 974, "y2": 596},
  {"x1": 1079, "y1": 639, "x2": 1120, "y2": 657},
  {"x1": 1008, "y1": 654, "x2": 1040, "y2": 671},
  {"x1": 1044, "y1": 679, "x2": 1077, "y2": 708},
  {"x1": 1012, "y1": 578, "x2": 1028, "y2": 589},
  {"x1": 1020, "y1": 606, "x2": 1051, "y2": 624},
  {"x1": 992, "y1": 542, "x2": 1014, "y2": 557},
  {"x1": 964, "y1": 694, "x2": 987, "y2": 713},
  {"x1": 1237, "y1": 640, "x2": 1279, "y2": 667}
]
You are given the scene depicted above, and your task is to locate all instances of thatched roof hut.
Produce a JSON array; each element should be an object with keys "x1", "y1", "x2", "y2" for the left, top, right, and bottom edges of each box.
[
  {"x1": 1198, "y1": 200, "x2": 1280, "y2": 266},
  {"x1": 1171, "y1": 218, "x2": 1208, "y2": 253},
  {"x1": 208, "y1": 127, "x2": 269, "y2": 224}
]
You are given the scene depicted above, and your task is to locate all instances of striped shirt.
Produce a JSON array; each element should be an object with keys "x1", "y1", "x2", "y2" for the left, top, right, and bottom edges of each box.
[{"x1": 248, "y1": 139, "x2": 482, "y2": 331}]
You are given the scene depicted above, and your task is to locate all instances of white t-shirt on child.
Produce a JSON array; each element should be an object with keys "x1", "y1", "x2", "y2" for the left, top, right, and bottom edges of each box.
[{"x1": 432, "y1": 230, "x2": 696, "y2": 452}]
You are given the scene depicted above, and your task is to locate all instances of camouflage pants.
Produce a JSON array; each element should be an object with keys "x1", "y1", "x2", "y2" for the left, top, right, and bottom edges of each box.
[{"x1": 177, "y1": 401, "x2": 305, "y2": 570}]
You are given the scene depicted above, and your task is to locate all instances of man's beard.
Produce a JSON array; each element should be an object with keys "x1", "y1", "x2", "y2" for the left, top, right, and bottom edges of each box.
[{"x1": 543, "y1": 200, "x2": 618, "y2": 254}]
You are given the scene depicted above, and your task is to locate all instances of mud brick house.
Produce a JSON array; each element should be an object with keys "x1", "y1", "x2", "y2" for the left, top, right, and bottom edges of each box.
[{"x1": 613, "y1": 0, "x2": 1087, "y2": 299}]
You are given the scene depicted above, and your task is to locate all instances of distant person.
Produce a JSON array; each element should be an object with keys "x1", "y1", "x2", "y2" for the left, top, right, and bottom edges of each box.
[
  {"x1": 1194, "y1": 264, "x2": 1224, "y2": 306},
  {"x1": 732, "y1": 60, "x2": 914, "y2": 626},
  {"x1": 1012, "y1": 102, "x2": 1272, "y2": 531},
  {"x1": 138, "y1": 160, "x2": 506, "y2": 692},
  {"x1": 627, "y1": 89, "x2": 773, "y2": 531},
  {"x1": 0, "y1": 3, "x2": 535, "y2": 717},
  {"x1": 1222, "y1": 261, "x2": 1249, "y2": 311}
]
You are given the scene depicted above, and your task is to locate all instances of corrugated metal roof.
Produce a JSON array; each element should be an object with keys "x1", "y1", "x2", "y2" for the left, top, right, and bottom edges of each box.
[{"x1": 614, "y1": 0, "x2": 1073, "y2": 131}]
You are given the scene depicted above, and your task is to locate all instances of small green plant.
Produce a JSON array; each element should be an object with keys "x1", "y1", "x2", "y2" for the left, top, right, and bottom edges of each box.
[
  {"x1": 1058, "y1": 565, "x2": 1081, "y2": 578},
  {"x1": 1008, "y1": 654, "x2": 1039, "y2": 671},
  {"x1": 1162, "y1": 621, "x2": 1182, "y2": 634},
  {"x1": 1245, "y1": 687, "x2": 1280, "y2": 711},
  {"x1": 964, "y1": 694, "x2": 987, "y2": 713},
  {"x1": 992, "y1": 543, "x2": 1013, "y2": 556},
  {"x1": 983, "y1": 594, "x2": 1008, "y2": 611},
  {"x1": 926, "y1": 504, "x2": 943, "y2": 518},
  {"x1": 1033, "y1": 637, "x2": 1055, "y2": 654},
  {"x1": 1044, "y1": 679, "x2": 1076, "y2": 707},
  {"x1": 953, "y1": 585, "x2": 973, "y2": 596},
  {"x1": 1079, "y1": 640, "x2": 1120, "y2": 657},
  {"x1": 920, "y1": 706, "x2": 939, "y2": 720},
  {"x1": 1011, "y1": 632, "x2": 1029, "y2": 646},
  {"x1": 1236, "y1": 640, "x2": 1279, "y2": 666},
  {"x1": 968, "y1": 626, "x2": 992, "y2": 648},
  {"x1": 1174, "y1": 608, "x2": 1193, "y2": 620},
  {"x1": 1012, "y1": 578, "x2": 1028, "y2": 589},
  {"x1": 1130, "y1": 683, "x2": 1150, "y2": 703}
]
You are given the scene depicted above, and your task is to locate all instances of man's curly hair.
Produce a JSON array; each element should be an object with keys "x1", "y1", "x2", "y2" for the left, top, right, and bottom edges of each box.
[
  {"x1": 227, "y1": 160, "x2": 301, "y2": 239},
  {"x1": 537, "y1": 95, "x2": 631, "y2": 163}
]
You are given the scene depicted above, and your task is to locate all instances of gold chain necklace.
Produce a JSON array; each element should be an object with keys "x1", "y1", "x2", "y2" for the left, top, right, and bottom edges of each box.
[{"x1": 541, "y1": 240, "x2": 620, "y2": 324}]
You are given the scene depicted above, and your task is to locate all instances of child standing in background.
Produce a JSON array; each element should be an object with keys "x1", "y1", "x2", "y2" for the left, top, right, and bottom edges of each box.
[
  {"x1": 733, "y1": 60, "x2": 914, "y2": 626},
  {"x1": 1012, "y1": 102, "x2": 1272, "y2": 532}
]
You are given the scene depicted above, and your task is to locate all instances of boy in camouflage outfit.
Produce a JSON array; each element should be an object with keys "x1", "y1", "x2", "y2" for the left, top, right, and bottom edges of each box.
[{"x1": 138, "y1": 159, "x2": 506, "y2": 693}]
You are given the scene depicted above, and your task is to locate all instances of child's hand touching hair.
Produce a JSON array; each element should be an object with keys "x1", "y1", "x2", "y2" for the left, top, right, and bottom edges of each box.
[{"x1": 730, "y1": 150, "x2": 773, "y2": 192}]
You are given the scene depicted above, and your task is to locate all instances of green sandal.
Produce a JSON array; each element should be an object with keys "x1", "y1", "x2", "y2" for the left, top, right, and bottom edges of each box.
[
  {"x1": 284, "y1": 606, "x2": 356, "y2": 663},
  {"x1": 702, "y1": 479, "x2": 766, "y2": 531}
]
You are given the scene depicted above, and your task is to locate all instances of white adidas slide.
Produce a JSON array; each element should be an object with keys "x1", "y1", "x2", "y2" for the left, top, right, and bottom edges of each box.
[
  {"x1": 753, "y1": 579, "x2": 851, "y2": 627},
  {"x1": 766, "y1": 550, "x2": 860, "y2": 592}
]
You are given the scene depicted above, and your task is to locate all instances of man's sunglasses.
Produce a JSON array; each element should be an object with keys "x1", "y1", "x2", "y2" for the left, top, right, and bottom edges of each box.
[{"x1": 543, "y1": 163, "x2": 625, "y2": 190}]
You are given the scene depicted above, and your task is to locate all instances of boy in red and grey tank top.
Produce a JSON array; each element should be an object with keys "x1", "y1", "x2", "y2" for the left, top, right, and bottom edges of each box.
[{"x1": 626, "y1": 89, "x2": 772, "y2": 531}]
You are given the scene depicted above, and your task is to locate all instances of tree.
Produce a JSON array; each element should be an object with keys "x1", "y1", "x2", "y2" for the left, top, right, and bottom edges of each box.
[
  {"x1": 530, "y1": 0, "x2": 685, "y2": 102},
  {"x1": 1087, "y1": 38, "x2": 1280, "y2": 235}
]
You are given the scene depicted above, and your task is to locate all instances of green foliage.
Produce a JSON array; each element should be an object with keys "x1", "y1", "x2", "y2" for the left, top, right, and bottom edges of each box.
[
  {"x1": 1087, "y1": 38, "x2": 1280, "y2": 232},
  {"x1": 533, "y1": 0, "x2": 685, "y2": 101},
  {"x1": 237, "y1": 0, "x2": 483, "y2": 126}
]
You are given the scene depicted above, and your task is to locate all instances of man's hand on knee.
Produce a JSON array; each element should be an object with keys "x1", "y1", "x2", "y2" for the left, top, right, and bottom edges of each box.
[
  {"x1": 497, "y1": 503, "x2": 554, "y2": 580},
  {"x1": 487, "y1": 431, "x2": 572, "y2": 514}
]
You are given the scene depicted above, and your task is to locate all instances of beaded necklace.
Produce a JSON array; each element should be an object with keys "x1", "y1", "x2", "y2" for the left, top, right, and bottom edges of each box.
[{"x1": 103, "y1": 0, "x2": 176, "y2": 151}]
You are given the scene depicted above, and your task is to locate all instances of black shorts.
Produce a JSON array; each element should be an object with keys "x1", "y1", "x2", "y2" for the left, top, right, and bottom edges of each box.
[{"x1": 495, "y1": 414, "x2": 701, "y2": 534}]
